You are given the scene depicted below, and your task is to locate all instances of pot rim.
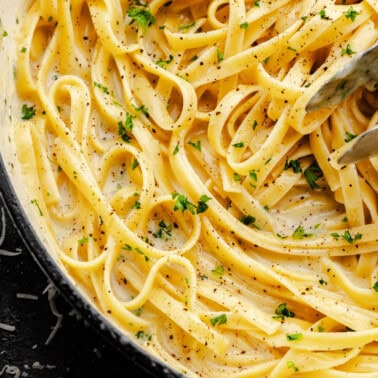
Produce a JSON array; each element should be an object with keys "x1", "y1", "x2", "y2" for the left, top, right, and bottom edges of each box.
[{"x1": 0, "y1": 154, "x2": 183, "y2": 378}]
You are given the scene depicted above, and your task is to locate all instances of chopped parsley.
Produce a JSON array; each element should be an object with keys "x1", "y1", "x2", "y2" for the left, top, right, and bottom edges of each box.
[
  {"x1": 273, "y1": 303, "x2": 295, "y2": 319},
  {"x1": 240, "y1": 215, "x2": 256, "y2": 226},
  {"x1": 211, "y1": 265, "x2": 224, "y2": 276},
  {"x1": 232, "y1": 142, "x2": 245, "y2": 148},
  {"x1": 233, "y1": 172, "x2": 243, "y2": 182},
  {"x1": 240, "y1": 22, "x2": 249, "y2": 30},
  {"x1": 173, "y1": 143, "x2": 180, "y2": 155},
  {"x1": 153, "y1": 220, "x2": 173, "y2": 239},
  {"x1": 287, "y1": 332, "x2": 303, "y2": 341},
  {"x1": 287, "y1": 360, "x2": 299, "y2": 372},
  {"x1": 217, "y1": 48, "x2": 224, "y2": 63},
  {"x1": 20, "y1": 47, "x2": 27, "y2": 53},
  {"x1": 178, "y1": 21, "x2": 195, "y2": 31},
  {"x1": 196, "y1": 194, "x2": 212, "y2": 214},
  {"x1": 373, "y1": 282, "x2": 378, "y2": 292},
  {"x1": 21, "y1": 104, "x2": 36, "y2": 120},
  {"x1": 132, "y1": 201, "x2": 141, "y2": 209},
  {"x1": 292, "y1": 225, "x2": 312, "y2": 239},
  {"x1": 118, "y1": 113, "x2": 135, "y2": 143},
  {"x1": 172, "y1": 192, "x2": 211, "y2": 214},
  {"x1": 330, "y1": 230, "x2": 362, "y2": 244},
  {"x1": 210, "y1": 313, "x2": 227, "y2": 326},
  {"x1": 344, "y1": 132, "x2": 357, "y2": 143},
  {"x1": 342, "y1": 44, "x2": 356, "y2": 56},
  {"x1": 31, "y1": 199, "x2": 43, "y2": 216},
  {"x1": 284, "y1": 159, "x2": 302, "y2": 173},
  {"x1": 188, "y1": 140, "x2": 201, "y2": 151},
  {"x1": 304, "y1": 163, "x2": 323, "y2": 189},
  {"x1": 93, "y1": 82, "x2": 110, "y2": 94},
  {"x1": 131, "y1": 158, "x2": 139, "y2": 170},
  {"x1": 319, "y1": 278, "x2": 328, "y2": 285},
  {"x1": 252, "y1": 120, "x2": 258, "y2": 130},
  {"x1": 78, "y1": 236, "x2": 89, "y2": 245},
  {"x1": 344, "y1": 6, "x2": 360, "y2": 22},
  {"x1": 122, "y1": 244, "x2": 149, "y2": 262},
  {"x1": 172, "y1": 192, "x2": 196, "y2": 214},
  {"x1": 319, "y1": 9, "x2": 327, "y2": 19},
  {"x1": 127, "y1": 7, "x2": 156, "y2": 33},
  {"x1": 156, "y1": 54, "x2": 174, "y2": 68},
  {"x1": 254, "y1": 0, "x2": 260, "y2": 6},
  {"x1": 2, "y1": 31, "x2": 8, "y2": 37},
  {"x1": 135, "y1": 330, "x2": 152, "y2": 341},
  {"x1": 249, "y1": 170, "x2": 258, "y2": 182},
  {"x1": 133, "y1": 104, "x2": 149, "y2": 117}
]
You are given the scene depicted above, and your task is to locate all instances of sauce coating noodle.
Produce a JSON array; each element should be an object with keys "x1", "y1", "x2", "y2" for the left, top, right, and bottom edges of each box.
[{"x1": 13, "y1": 0, "x2": 378, "y2": 376}]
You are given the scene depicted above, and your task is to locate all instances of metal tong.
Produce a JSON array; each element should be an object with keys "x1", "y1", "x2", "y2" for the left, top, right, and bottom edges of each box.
[{"x1": 306, "y1": 42, "x2": 378, "y2": 165}]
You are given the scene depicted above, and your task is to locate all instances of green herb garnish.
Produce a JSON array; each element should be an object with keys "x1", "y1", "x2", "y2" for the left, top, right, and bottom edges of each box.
[
  {"x1": 210, "y1": 313, "x2": 227, "y2": 326},
  {"x1": 287, "y1": 332, "x2": 303, "y2": 341},
  {"x1": 304, "y1": 163, "x2": 323, "y2": 189},
  {"x1": 342, "y1": 44, "x2": 356, "y2": 56},
  {"x1": 284, "y1": 159, "x2": 302, "y2": 173},
  {"x1": 196, "y1": 194, "x2": 212, "y2": 214},
  {"x1": 273, "y1": 303, "x2": 295, "y2": 319},
  {"x1": 21, "y1": 104, "x2": 36, "y2": 120},
  {"x1": 127, "y1": 7, "x2": 156, "y2": 33},
  {"x1": 344, "y1": 6, "x2": 360, "y2": 22},
  {"x1": 188, "y1": 140, "x2": 201, "y2": 151}
]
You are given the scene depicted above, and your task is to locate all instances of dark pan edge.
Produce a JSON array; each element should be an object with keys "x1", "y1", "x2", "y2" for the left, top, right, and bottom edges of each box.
[{"x1": 0, "y1": 154, "x2": 183, "y2": 378}]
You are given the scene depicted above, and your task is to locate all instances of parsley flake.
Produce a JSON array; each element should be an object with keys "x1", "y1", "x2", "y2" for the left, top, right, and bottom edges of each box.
[
  {"x1": 118, "y1": 113, "x2": 135, "y2": 143},
  {"x1": 342, "y1": 44, "x2": 356, "y2": 56},
  {"x1": 178, "y1": 21, "x2": 195, "y2": 31},
  {"x1": 240, "y1": 215, "x2": 256, "y2": 226},
  {"x1": 211, "y1": 265, "x2": 224, "y2": 276},
  {"x1": 188, "y1": 140, "x2": 201, "y2": 151},
  {"x1": 172, "y1": 192, "x2": 196, "y2": 214},
  {"x1": 210, "y1": 313, "x2": 227, "y2": 326},
  {"x1": 93, "y1": 82, "x2": 110, "y2": 94},
  {"x1": 156, "y1": 54, "x2": 174, "y2": 68},
  {"x1": 135, "y1": 330, "x2": 152, "y2": 341},
  {"x1": 287, "y1": 361, "x2": 299, "y2": 372},
  {"x1": 304, "y1": 163, "x2": 323, "y2": 189},
  {"x1": 196, "y1": 194, "x2": 212, "y2": 214},
  {"x1": 344, "y1": 6, "x2": 360, "y2": 22},
  {"x1": 127, "y1": 7, "x2": 156, "y2": 33},
  {"x1": 232, "y1": 142, "x2": 245, "y2": 148},
  {"x1": 292, "y1": 225, "x2": 312, "y2": 239},
  {"x1": 273, "y1": 303, "x2": 295, "y2": 319},
  {"x1": 344, "y1": 132, "x2": 357, "y2": 143},
  {"x1": 21, "y1": 104, "x2": 36, "y2": 120},
  {"x1": 284, "y1": 159, "x2": 302, "y2": 173},
  {"x1": 287, "y1": 332, "x2": 303, "y2": 341}
]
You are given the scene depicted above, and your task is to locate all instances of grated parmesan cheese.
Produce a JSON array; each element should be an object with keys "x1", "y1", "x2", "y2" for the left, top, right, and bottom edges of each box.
[
  {"x1": 0, "y1": 323, "x2": 16, "y2": 332},
  {"x1": 0, "y1": 365, "x2": 21, "y2": 378},
  {"x1": 42, "y1": 282, "x2": 63, "y2": 345},
  {"x1": 16, "y1": 293, "x2": 39, "y2": 301}
]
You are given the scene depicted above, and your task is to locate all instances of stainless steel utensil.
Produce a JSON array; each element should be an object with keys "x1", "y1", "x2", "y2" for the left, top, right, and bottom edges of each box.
[
  {"x1": 306, "y1": 42, "x2": 378, "y2": 164},
  {"x1": 337, "y1": 125, "x2": 378, "y2": 164},
  {"x1": 306, "y1": 42, "x2": 378, "y2": 112}
]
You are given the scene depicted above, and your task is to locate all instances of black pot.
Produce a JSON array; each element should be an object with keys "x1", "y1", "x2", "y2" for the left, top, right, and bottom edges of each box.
[{"x1": 0, "y1": 155, "x2": 183, "y2": 378}]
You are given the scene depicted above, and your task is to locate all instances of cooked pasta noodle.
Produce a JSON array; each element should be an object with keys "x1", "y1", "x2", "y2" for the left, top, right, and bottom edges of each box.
[{"x1": 9, "y1": 0, "x2": 378, "y2": 376}]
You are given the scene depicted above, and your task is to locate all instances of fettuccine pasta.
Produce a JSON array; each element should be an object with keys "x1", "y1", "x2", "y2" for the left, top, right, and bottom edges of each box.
[{"x1": 10, "y1": 0, "x2": 378, "y2": 376}]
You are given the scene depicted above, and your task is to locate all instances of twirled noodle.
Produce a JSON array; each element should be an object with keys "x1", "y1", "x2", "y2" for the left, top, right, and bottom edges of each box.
[{"x1": 12, "y1": 0, "x2": 378, "y2": 376}]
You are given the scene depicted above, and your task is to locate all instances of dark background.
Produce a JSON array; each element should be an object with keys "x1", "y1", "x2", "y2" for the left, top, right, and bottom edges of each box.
[{"x1": 0, "y1": 197, "x2": 153, "y2": 377}]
